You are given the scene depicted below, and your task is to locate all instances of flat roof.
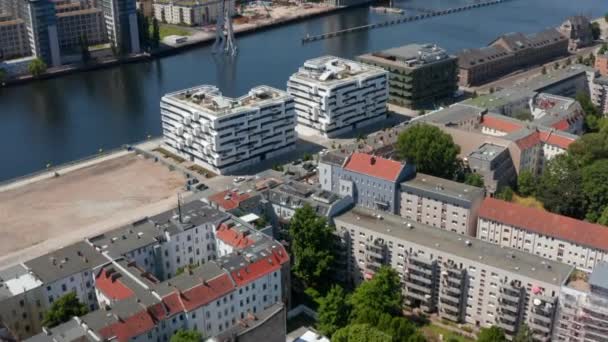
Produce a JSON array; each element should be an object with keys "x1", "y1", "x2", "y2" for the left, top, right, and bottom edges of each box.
[
  {"x1": 401, "y1": 173, "x2": 484, "y2": 204},
  {"x1": 468, "y1": 143, "x2": 508, "y2": 162},
  {"x1": 589, "y1": 262, "x2": 608, "y2": 290},
  {"x1": 88, "y1": 221, "x2": 160, "y2": 259},
  {"x1": 290, "y1": 56, "x2": 385, "y2": 85},
  {"x1": 0, "y1": 264, "x2": 42, "y2": 299},
  {"x1": 24, "y1": 241, "x2": 107, "y2": 284},
  {"x1": 335, "y1": 207, "x2": 573, "y2": 286},
  {"x1": 163, "y1": 85, "x2": 290, "y2": 117},
  {"x1": 416, "y1": 103, "x2": 485, "y2": 126},
  {"x1": 359, "y1": 43, "x2": 455, "y2": 70}
]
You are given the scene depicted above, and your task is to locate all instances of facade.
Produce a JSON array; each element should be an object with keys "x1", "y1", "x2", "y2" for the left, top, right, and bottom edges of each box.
[
  {"x1": 595, "y1": 53, "x2": 608, "y2": 77},
  {"x1": 399, "y1": 173, "x2": 484, "y2": 236},
  {"x1": 56, "y1": 6, "x2": 106, "y2": 49},
  {"x1": 287, "y1": 56, "x2": 388, "y2": 138},
  {"x1": 357, "y1": 43, "x2": 458, "y2": 109},
  {"x1": 555, "y1": 263, "x2": 608, "y2": 342},
  {"x1": 458, "y1": 29, "x2": 568, "y2": 86},
  {"x1": 0, "y1": 16, "x2": 29, "y2": 60},
  {"x1": 334, "y1": 206, "x2": 573, "y2": 339},
  {"x1": 100, "y1": 0, "x2": 140, "y2": 53},
  {"x1": 591, "y1": 76, "x2": 608, "y2": 115},
  {"x1": 558, "y1": 16, "x2": 593, "y2": 52},
  {"x1": 319, "y1": 151, "x2": 415, "y2": 214},
  {"x1": 467, "y1": 143, "x2": 517, "y2": 194},
  {"x1": 21, "y1": 0, "x2": 62, "y2": 66},
  {"x1": 160, "y1": 85, "x2": 296, "y2": 175},
  {"x1": 477, "y1": 197, "x2": 608, "y2": 271},
  {"x1": 153, "y1": 0, "x2": 230, "y2": 26}
]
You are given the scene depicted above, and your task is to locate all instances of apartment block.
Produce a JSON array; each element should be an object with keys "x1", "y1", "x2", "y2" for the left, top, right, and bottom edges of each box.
[
  {"x1": 100, "y1": 0, "x2": 140, "y2": 53},
  {"x1": 319, "y1": 151, "x2": 415, "y2": 214},
  {"x1": 477, "y1": 197, "x2": 608, "y2": 271},
  {"x1": 554, "y1": 264, "x2": 608, "y2": 342},
  {"x1": 153, "y1": 0, "x2": 232, "y2": 26},
  {"x1": 334, "y1": 206, "x2": 572, "y2": 339},
  {"x1": 161, "y1": 85, "x2": 296, "y2": 175},
  {"x1": 56, "y1": 6, "x2": 106, "y2": 49},
  {"x1": 591, "y1": 76, "x2": 608, "y2": 114},
  {"x1": 0, "y1": 16, "x2": 29, "y2": 60},
  {"x1": 357, "y1": 43, "x2": 458, "y2": 109},
  {"x1": 287, "y1": 56, "x2": 388, "y2": 138},
  {"x1": 399, "y1": 173, "x2": 484, "y2": 236}
]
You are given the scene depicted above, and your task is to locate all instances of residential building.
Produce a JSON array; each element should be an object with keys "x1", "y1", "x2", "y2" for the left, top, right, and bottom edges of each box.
[
  {"x1": 467, "y1": 143, "x2": 517, "y2": 194},
  {"x1": 595, "y1": 53, "x2": 608, "y2": 77},
  {"x1": 160, "y1": 85, "x2": 296, "y2": 175},
  {"x1": 558, "y1": 16, "x2": 593, "y2": 52},
  {"x1": 591, "y1": 75, "x2": 608, "y2": 114},
  {"x1": 357, "y1": 43, "x2": 458, "y2": 109},
  {"x1": 99, "y1": 0, "x2": 140, "y2": 53},
  {"x1": 55, "y1": 3, "x2": 106, "y2": 50},
  {"x1": 20, "y1": 0, "x2": 62, "y2": 66},
  {"x1": 287, "y1": 56, "x2": 388, "y2": 138},
  {"x1": 334, "y1": 206, "x2": 573, "y2": 339},
  {"x1": 0, "y1": 15, "x2": 29, "y2": 60},
  {"x1": 457, "y1": 28, "x2": 568, "y2": 86},
  {"x1": 319, "y1": 151, "x2": 415, "y2": 214},
  {"x1": 477, "y1": 197, "x2": 608, "y2": 270},
  {"x1": 554, "y1": 263, "x2": 608, "y2": 342},
  {"x1": 153, "y1": 0, "x2": 231, "y2": 26},
  {"x1": 399, "y1": 173, "x2": 484, "y2": 236}
]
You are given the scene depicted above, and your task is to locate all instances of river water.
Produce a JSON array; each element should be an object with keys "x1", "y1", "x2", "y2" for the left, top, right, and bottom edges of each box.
[{"x1": 0, "y1": 0, "x2": 605, "y2": 181}]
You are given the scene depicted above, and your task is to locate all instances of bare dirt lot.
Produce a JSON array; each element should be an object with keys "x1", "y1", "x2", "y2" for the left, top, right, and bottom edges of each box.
[{"x1": 0, "y1": 153, "x2": 186, "y2": 267}]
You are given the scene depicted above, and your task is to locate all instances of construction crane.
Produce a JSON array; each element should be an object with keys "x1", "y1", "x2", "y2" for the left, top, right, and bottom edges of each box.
[{"x1": 212, "y1": 0, "x2": 237, "y2": 56}]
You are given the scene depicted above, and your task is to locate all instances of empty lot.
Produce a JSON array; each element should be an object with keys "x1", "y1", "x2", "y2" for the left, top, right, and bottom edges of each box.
[{"x1": 0, "y1": 153, "x2": 186, "y2": 267}]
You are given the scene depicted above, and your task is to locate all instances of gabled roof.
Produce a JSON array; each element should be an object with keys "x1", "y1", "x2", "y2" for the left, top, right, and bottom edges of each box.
[
  {"x1": 208, "y1": 190, "x2": 252, "y2": 211},
  {"x1": 538, "y1": 130, "x2": 576, "y2": 149},
  {"x1": 481, "y1": 115, "x2": 523, "y2": 133},
  {"x1": 229, "y1": 246, "x2": 289, "y2": 287},
  {"x1": 343, "y1": 153, "x2": 405, "y2": 182},
  {"x1": 95, "y1": 269, "x2": 134, "y2": 301},
  {"x1": 479, "y1": 197, "x2": 608, "y2": 252},
  {"x1": 161, "y1": 272, "x2": 235, "y2": 313},
  {"x1": 216, "y1": 222, "x2": 256, "y2": 249},
  {"x1": 98, "y1": 309, "x2": 156, "y2": 342}
]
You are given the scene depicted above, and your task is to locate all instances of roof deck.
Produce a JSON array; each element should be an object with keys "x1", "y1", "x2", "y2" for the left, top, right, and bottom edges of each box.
[
  {"x1": 291, "y1": 56, "x2": 385, "y2": 85},
  {"x1": 359, "y1": 43, "x2": 454, "y2": 70}
]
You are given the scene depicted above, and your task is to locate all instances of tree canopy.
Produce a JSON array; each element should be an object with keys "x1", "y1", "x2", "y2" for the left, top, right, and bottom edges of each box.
[
  {"x1": 289, "y1": 204, "x2": 335, "y2": 288},
  {"x1": 477, "y1": 326, "x2": 507, "y2": 342},
  {"x1": 581, "y1": 159, "x2": 608, "y2": 222},
  {"x1": 513, "y1": 324, "x2": 533, "y2": 342},
  {"x1": 395, "y1": 124, "x2": 460, "y2": 179},
  {"x1": 464, "y1": 173, "x2": 484, "y2": 187},
  {"x1": 517, "y1": 170, "x2": 536, "y2": 197},
  {"x1": 349, "y1": 266, "x2": 402, "y2": 323},
  {"x1": 170, "y1": 329, "x2": 202, "y2": 342},
  {"x1": 0, "y1": 68, "x2": 6, "y2": 82},
  {"x1": 151, "y1": 18, "x2": 161, "y2": 49},
  {"x1": 332, "y1": 324, "x2": 392, "y2": 342},
  {"x1": 42, "y1": 292, "x2": 88, "y2": 328},
  {"x1": 537, "y1": 154, "x2": 586, "y2": 219},
  {"x1": 316, "y1": 285, "x2": 351, "y2": 337},
  {"x1": 28, "y1": 58, "x2": 47, "y2": 77}
]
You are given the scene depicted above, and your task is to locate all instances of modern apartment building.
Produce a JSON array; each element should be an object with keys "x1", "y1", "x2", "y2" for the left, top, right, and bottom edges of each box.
[
  {"x1": 0, "y1": 15, "x2": 30, "y2": 60},
  {"x1": 55, "y1": 4, "x2": 106, "y2": 49},
  {"x1": 334, "y1": 206, "x2": 573, "y2": 339},
  {"x1": 399, "y1": 173, "x2": 484, "y2": 236},
  {"x1": 357, "y1": 43, "x2": 458, "y2": 109},
  {"x1": 287, "y1": 56, "x2": 388, "y2": 138},
  {"x1": 554, "y1": 263, "x2": 608, "y2": 342},
  {"x1": 477, "y1": 198, "x2": 608, "y2": 271},
  {"x1": 160, "y1": 85, "x2": 296, "y2": 175},
  {"x1": 153, "y1": 0, "x2": 231, "y2": 26},
  {"x1": 458, "y1": 28, "x2": 568, "y2": 86},
  {"x1": 99, "y1": 0, "x2": 140, "y2": 53},
  {"x1": 319, "y1": 151, "x2": 415, "y2": 214},
  {"x1": 591, "y1": 75, "x2": 608, "y2": 114}
]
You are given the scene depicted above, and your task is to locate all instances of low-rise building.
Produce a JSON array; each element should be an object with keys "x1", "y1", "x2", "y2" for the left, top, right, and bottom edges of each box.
[
  {"x1": 558, "y1": 16, "x2": 594, "y2": 52},
  {"x1": 319, "y1": 151, "x2": 415, "y2": 214},
  {"x1": 357, "y1": 43, "x2": 458, "y2": 109},
  {"x1": 287, "y1": 56, "x2": 388, "y2": 138},
  {"x1": 334, "y1": 206, "x2": 573, "y2": 339},
  {"x1": 399, "y1": 173, "x2": 484, "y2": 236},
  {"x1": 153, "y1": 0, "x2": 232, "y2": 26},
  {"x1": 467, "y1": 143, "x2": 517, "y2": 194},
  {"x1": 477, "y1": 197, "x2": 608, "y2": 270},
  {"x1": 161, "y1": 85, "x2": 296, "y2": 175}
]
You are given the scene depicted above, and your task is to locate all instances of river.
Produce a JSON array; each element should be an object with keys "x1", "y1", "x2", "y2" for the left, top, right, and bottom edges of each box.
[{"x1": 0, "y1": 0, "x2": 605, "y2": 181}]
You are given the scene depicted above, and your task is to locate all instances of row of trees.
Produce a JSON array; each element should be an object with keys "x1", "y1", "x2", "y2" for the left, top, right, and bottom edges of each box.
[{"x1": 137, "y1": 11, "x2": 161, "y2": 50}]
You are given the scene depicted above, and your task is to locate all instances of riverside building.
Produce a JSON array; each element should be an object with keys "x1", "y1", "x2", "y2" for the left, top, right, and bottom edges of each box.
[
  {"x1": 287, "y1": 56, "x2": 388, "y2": 138},
  {"x1": 160, "y1": 85, "x2": 296, "y2": 175}
]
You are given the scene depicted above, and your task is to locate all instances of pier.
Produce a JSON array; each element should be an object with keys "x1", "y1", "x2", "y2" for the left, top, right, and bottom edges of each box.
[{"x1": 302, "y1": 0, "x2": 512, "y2": 43}]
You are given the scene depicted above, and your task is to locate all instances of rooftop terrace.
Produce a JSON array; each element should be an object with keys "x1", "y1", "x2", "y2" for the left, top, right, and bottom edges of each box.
[
  {"x1": 359, "y1": 43, "x2": 454, "y2": 69},
  {"x1": 291, "y1": 56, "x2": 385, "y2": 85}
]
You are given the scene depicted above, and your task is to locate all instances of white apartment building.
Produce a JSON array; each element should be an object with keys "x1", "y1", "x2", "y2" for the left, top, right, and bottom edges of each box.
[
  {"x1": 161, "y1": 85, "x2": 296, "y2": 175},
  {"x1": 287, "y1": 56, "x2": 388, "y2": 138},
  {"x1": 334, "y1": 207, "x2": 573, "y2": 340},
  {"x1": 477, "y1": 197, "x2": 608, "y2": 271},
  {"x1": 153, "y1": 0, "x2": 232, "y2": 26},
  {"x1": 399, "y1": 173, "x2": 485, "y2": 236}
]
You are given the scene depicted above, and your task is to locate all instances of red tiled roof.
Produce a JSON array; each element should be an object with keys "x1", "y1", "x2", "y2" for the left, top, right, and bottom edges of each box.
[
  {"x1": 215, "y1": 223, "x2": 255, "y2": 249},
  {"x1": 539, "y1": 131, "x2": 576, "y2": 150},
  {"x1": 230, "y1": 246, "x2": 289, "y2": 287},
  {"x1": 551, "y1": 118, "x2": 571, "y2": 131},
  {"x1": 479, "y1": 197, "x2": 608, "y2": 251},
  {"x1": 98, "y1": 310, "x2": 156, "y2": 342},
  {"x1": 481, "y1": 116, "x2": 523, "y2": 133},
  {"x1": 344, "y1": 153, "x2": 404, "y2": 182},
  {"x1": 95, "y1": 269, "x2": 134, "y2": 301},
  {"x1": 162, "y1": 273, "x2": 234, "y2": 313},
  {"x1": 514, "y1": 131, "x2": 541, "y2": 150},
  {"x1": 209, "y1": 190, "x2": 251, "y2": 211}
]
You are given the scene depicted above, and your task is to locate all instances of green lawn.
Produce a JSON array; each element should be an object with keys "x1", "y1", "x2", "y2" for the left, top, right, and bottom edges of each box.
[
  {"x1": 420, "y1": 324, "x2": 475, "y2": 342},
  {"x1": 153, "y1": 24, "x2": 193, "y2": 40}
]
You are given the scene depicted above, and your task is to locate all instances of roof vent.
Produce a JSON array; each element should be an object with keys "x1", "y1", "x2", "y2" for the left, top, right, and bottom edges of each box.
[{"x1": 465, "y1": 240, "x2": 472, "y2": 247}]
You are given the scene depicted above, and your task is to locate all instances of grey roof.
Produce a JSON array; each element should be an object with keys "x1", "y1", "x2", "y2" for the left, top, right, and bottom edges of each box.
[
  {"x1": 457, "y1": 46, "x2": 510, "y2": 68},
  {"x1": 98, "y1": 259, "x2": 161, "y2": 306},
  {"x1": 153, "y1": 261, "x2": 227, "y2": 297},
  {"x1": 0, "y1": 264, "x2": 41, "y2": 300},
  {"x1": 215, "y1": 237, "x2": 285, "y2": 275},
  {"x1": 416, "y1": 103, "x2": 485, "y2": 126},
  {"x1": 216, "y1": 302, "x2": 285, "y2": 339},
  {"x1": 24, "y1": 319, "x2": 93, "y2": 342},
  {"x1": 589, "y1": 262, "x2": 608, "y2": 291},
  {"x1": 594, "y1": 75, "x2": 608, "y2": 86},
  {"x1": 265, "y1": 181, "x2": 343, "y2": 217},
  {"x1": 24, "y1": 241, "x2": 107, "y2": 284},
  {"x1": 400, "y1": 173, "x2": 484, "y2": 206},
  {"x1": 359, "y1": 43, "x2": 455, "y2": 70},
  {"x1": 87, "y1": 221, "x2": 160, "y2": 259},
  {"x1": 468, "y1": 143, "x2": 508, "y2": 162},
  {"x1": 150, "y1": 201, "x2": 229, "y2": 236},
  {"x1": 319, "y1": 150, "x2": 348, "y2": 166},
  {"x1": 335, "y1": 207, "x2": 573, "y2": 286}
]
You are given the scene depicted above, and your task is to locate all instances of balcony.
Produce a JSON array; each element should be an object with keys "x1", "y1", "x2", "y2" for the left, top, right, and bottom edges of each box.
[
  {"x1": 406, "y1": 291, "x2": 433, "y2": 304},
  {"x1": 530, "y1": 312, "x2": 552, "y2": 325},
  {"x1": 365, "y1": 249, "x2": 383, "y2": 260},
  {"x1": 405, "y1": 281, "x2": 433, "y2": 294},
  {"x1": 497, "y1": 321, "x2": 517, "y2": 334},
  {"x1": 407, "y1": 263, "x2": 434, "y2": 276},
  {"x1": 440, "y1": 310, "x2": 461, "y2": 323},
  {"x1": 529, "y1": 320, "x2": 552, "y2": 334},
  {"x1": 440, "y1": 292, "x2": 460, "y2": 304},
  {"x1": 440, "y1": 301, "x2": 460, "y2": 314},
  {"x1": 408, "y1": 273, "x2": 433, "y2": 285},
  {"x1": 499, "y1": 291, "x2": 521, "y2": 304},
  {"x1": 532, "y1": 333, "x2": 551, "y2": 342}
]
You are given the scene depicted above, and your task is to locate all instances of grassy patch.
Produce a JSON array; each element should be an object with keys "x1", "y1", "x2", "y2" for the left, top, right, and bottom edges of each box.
[
  {"x1": 154, "y1": 24, "x2": 193, "y2": 40},
  {"x1": 421, "y1": 324, "x2": 474, "y2": 342},
  {"x1": 512, "y1": 194, "x2": 545, "y2": 210}
]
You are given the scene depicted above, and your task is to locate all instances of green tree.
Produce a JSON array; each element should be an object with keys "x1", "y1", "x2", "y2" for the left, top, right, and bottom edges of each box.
[
  {"x1": 477, "y1": 326, "x2": 507, "y2": 342},
  {"x1": 598, "y1": 206, "x2": 608, "y2": 226},
  {"x1": 332, "y1": 324, "x2": 392, "y2": 342},
  {"x1": 0, "y1": 68, "x2": 6, "y2": 82},
  {"x1": 553, "y1": 62, "x2": 560, "y2": 70},
  {"x1": 395, "y1": 124, "x2": 460, "y2": 179},
  {"x1": 496, "y1": 186, "x2": 514, "y2": 202},
  {"x1": 137, "y1": 10, "x2": 150, "y2": 49},
  {"x1": 151, "y1": 17, "x2": 161, "y2": 48},
  {"x1": 170, "y1": 329, "x2": 202, "y2": 342},
  {"x1": 303, "y1": 153, "x2": 312, "y2": 161},
  {"x1": 28, "y1": 58, "x2": 47, "y2": 77},
  {"x1": 541, "y1": 66, "x2": 547, "y2": 75},
  {"x1": 569, "y1": 132, "x2": 608, "y2": 166},
  {"x1": 513, "y1": 110, "x2": 533, "y2": 121},
  {"x1": 272, "y1": 163, "x2": 284, "y2": 172},
  {"x1": 349, "y1": 266, "x2": 402, "y2": 323},
  {"x1": 376, "y1": 314, "x2": 418, "y2": 342},
  {"x1": 289, "y1": 204, "x2": 335, "y2": 288},
  {"x1": 592, "y1": 22, "x2": 601, "y2": 40},
  {"x1": 577, "y1": 55, "x2": 584, "y2": 64},
  {"x1": 464, "y1": 173, "x2": 484, "y2": 187},
  {"x1": 600, "y1": 43, "x2": 608, "y2": 56},
  {"x1": 605, "y1": 13, "x2": 608, "y2": 23},
  {"x1": 42, "y1": 292, "x2": 88, "y2": 328},
  {"x1": 79, "y1": 34, "x2": 90, "y2": 64},
  {"x1": 406, "y1": 333, "x2": 427, "y2": 342},
  {"x1": 517, "y1": 170, "x2": 536, "y2": 197},
  {"x1": 581, "y1": 160, "x2": 608, "y2": 222},
  {"x1": 513, "y1": 324, "x2": 533, "y2": 342},
  {"x1": 537, "y1": 154, "x2": 586, "y2": 219},
  {"x1": 565, "y1": 57, "x2": 572, "y2": 66},
  {"x1": 316, "y1": 285, "x2": 351, "y2": 337}
]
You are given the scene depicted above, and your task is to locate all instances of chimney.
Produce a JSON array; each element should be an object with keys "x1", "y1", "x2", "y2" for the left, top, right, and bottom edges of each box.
[{"x1": 370, "y1": 157, "x2": 376, "y2": 165}]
